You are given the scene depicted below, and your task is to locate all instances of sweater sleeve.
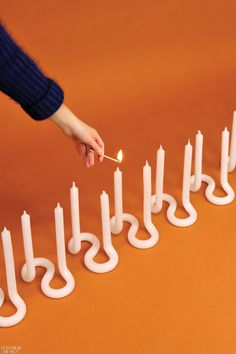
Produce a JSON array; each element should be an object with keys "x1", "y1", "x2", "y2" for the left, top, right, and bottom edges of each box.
[{"x1": 0, "y1": 24, "x2": 64, "y2": 120}]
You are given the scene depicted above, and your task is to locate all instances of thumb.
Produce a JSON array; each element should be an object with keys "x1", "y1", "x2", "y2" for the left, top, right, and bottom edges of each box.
[{"x1": 89, "y1": 138, "x2": 103, "y2": 156}]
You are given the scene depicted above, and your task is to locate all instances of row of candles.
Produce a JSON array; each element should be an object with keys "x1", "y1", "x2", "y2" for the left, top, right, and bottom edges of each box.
[{"x1": 1, "y1": 112, "x2": 236, "y2": 327}]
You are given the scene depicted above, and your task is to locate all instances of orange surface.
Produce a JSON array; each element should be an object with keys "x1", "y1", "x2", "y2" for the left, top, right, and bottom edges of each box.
[{"x1": 1, "y1": 1, "x2": 236, "y2": 353}]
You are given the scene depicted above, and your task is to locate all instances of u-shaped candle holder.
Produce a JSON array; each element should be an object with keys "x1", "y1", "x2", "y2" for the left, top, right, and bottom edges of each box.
[
  {"x1": 190, "y1": 127, "x2": 235, "y2": 205},
  {"x1": 151, "y1": 142, "x2": 197, "y2": 227},
  {"x1": 21, "y1": 208, "x2": 75, "y2": 299},
  {"x1": 110, "y1": 165, "x2": 159, "y2": 249},
  {"x1": 0, "y1": 228, "x2": 26, "y2": 327},
  {"x1": 68, "y1": 183, "x2": 118, "y2": 273}
]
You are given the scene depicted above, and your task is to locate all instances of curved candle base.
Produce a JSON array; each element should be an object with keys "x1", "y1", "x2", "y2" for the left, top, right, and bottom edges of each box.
[
  {"x1": 68, "y1": 232, "x2": 119, "y2": 273},
  {"x1": 0, "y1": 288, "x2": 26, "y2": 328},
  {"x1": 110, "y1": 213, "x2": 159, "y2": 249},
  {"x1": 190, "y1": 174, "x2": 235, "y2": 205},
  {"x1": 21, "y1": 257, "x2": 75, "y2": 299},
  {"x1": 151, "y1": 194, "x2": 197, "y2": 227},
  {"x1": 67, "y1": 238, "x2": 81, "y2": 254}
]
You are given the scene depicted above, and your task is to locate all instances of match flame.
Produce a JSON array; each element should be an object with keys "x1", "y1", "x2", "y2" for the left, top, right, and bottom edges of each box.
[{"x1": 117, "y1": 149, "x2": 123, "y2": 163}]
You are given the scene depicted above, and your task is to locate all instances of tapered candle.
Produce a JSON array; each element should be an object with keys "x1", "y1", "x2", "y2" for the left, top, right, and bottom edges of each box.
[
  {"x1": 0, "y1": 227, "x2": 26, "y2": 327},
  {"x1": 228, "y1": 111, "x2": 236, "y2": 172},
  {"x1": 1, "y1": 228, "x2": 18, "y2": 298},
  {"x1": 203, "y1": 126, "x2": 234, "y2": 205},
  {"x1": 100, "y1": 191, "x2": 112, "y2": 250},
  {"x1": 154, "y1": 145, "x2": 165, "y2": 213},
  {"x1": 54, "y1": 203, "x2": 67, "y2": 274},
  {"x1": 142, "y1": 160, "x2": 159, "y2": 244},
  {"x1": 143, "y1": 161, "x2": 152, "y2": 225},
  {"x1": 113, "y1": 167, "x2": 123, "y2": 233},
  {"x1": 21, "y1": 211, "x2": 35, "y2": 282},
  {"x1": 182, "y1": 140, "x2": 193, "y2": 205},
  {"x1": 192, "y1": 130, "x2": 203, "y2": 192},
  {"x1": 70, "y1": 182, "x2": 81, "y2": 251},
  {"x1": 221, "y1": 127, "x2": 230, "y2": 185}
]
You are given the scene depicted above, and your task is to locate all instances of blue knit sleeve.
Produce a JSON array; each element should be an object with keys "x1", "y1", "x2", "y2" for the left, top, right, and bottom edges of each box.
[{"x1": 0, "y1": 24, "x2": 64, "y2": 120}]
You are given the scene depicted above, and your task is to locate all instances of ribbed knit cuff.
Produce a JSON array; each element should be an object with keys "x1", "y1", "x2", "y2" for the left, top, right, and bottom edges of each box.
[
  {"x1": 0, "y1": 24, "x2": 64, "y2": 121},
  {"x1": 21, "y1": 78, "x2": 64, "y2": 120}
]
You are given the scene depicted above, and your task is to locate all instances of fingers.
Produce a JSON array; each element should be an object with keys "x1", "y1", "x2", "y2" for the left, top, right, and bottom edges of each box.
[
  {"x1": 89, "y1": 138, "x2": 103, "y2": 156},
  {"x1": 90, "y1": 130, "x2": 105, "y2": 163},
  {"x1": 95, "y1": 135, "x2": 105, "y2": 163},
  {"x1": 77, "y1": 143, "x2": 88, "y2": 167},
  {"x1": 77, "y1": 143, "x2": 95, "y2": 167},
  {"x1": 87, "y1": 148, "x2": 95, "y2": 167},
  {"x1": 75, "y1": 126, "x2": 105, "y2": 167}
]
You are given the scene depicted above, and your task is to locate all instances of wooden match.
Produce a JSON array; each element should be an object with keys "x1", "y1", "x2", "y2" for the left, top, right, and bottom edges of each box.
[{"x1": 89, "y1": 149, "x2": 122, "y2": 163}]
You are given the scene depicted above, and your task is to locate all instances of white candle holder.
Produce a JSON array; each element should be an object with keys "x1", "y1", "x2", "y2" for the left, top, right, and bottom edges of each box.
[
  {"x1": 68, "y1": 184, "x2": 118, "y2": 273},
  {"x1": 151, "y1": 143, "x2": 197, "y2": 227},
  {"x1": 0, "y1": 228, "x2": 26, "y2": 327},
  {"x1": 21, "y1": 209, "x2": 75, "y2": 299},
  {"x1": 190, "y1": 128, "x2": 235, "y2": 205},
  {"x1": 2, "y1": 110, "x2": 236, "y2": 328},
  {"x1": 110, "y1": 165, "x2": 159, "y2": 249}
]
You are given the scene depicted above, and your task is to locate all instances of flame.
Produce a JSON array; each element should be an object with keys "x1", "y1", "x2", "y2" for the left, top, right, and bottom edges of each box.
[{"x1": 117, "y1": 149, "x2": 123, "y2": 163}]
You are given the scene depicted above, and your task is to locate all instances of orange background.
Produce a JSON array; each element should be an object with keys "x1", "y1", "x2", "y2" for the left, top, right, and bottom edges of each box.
[{"x1": 1, "y1": 1, "x2": 236, "y2": 353}]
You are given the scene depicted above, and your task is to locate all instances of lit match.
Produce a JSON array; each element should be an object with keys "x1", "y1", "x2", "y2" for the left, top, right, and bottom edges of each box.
[{"x1": 90, "y1": 149, "x2": 123, "y2": 163}]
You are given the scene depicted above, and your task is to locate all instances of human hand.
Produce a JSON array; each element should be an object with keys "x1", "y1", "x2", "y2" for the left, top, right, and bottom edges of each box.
[{"x1": 50, "y1": 103, "x2": 104, "y2": 167}]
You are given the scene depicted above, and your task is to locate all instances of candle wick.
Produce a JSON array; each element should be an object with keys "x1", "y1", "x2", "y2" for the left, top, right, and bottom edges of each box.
[
  {"x1": 57, "y1": 202, "x2": 61, "y2": 207},
  {"x1": 72, "y1": 181, "x2": 75, "y2": 187}
]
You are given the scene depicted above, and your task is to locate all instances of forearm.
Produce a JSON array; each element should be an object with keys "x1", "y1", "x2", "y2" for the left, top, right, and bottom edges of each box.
[
  {"x1": 0, "y1": 24, "x2": 64, "y2": 120},
  {"x1": 0, "y1": 23, "x2": 104, "y2": 167}
]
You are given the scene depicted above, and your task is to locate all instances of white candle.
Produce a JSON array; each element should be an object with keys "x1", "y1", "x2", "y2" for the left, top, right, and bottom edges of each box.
[
  {"x1": 54, "y1": 203, "x2": 67, "y2": 274},
  {"x1": 70, "y1": 182, "x2": 81, "y2": 252},
  {"x1": 192, "y1": 130, "x2": 203, "y2": 192},
  {"x1": 228, "y1": 111, "x2": 236, "y2": 172},
  {"x1": 154, "y1": 145, "x2": 165, "y2": 213},
  {"x1": 113, "y1": 167, "x2": 123, "y2": 233},
  {"x1": 165, "y1": 140, "x2": 197, "y2": 227},
  {"x1": 1, "y1": 228, "x2": 18, "y2": 299},
  {"x1": 204, "y1": 126, "x2": 234, "y2": 205},
  {"x1": 143, "y1": 161, "x2": 152, "y2": 225},
  {"x1": 221, "y1": 127, "x2": 230, "y2": 185},
  {"x1": 83, "y1": 191, "x2": 119, "y2": 273},
  {"x1": 21, "y1": 211, "x2": 35, "y2": 282},
  {"x1": 182, "y1": 140, "x2": 193, "y2": 205},
  {"x1": 54, "y1": 203, "x2": 75, "y2": 297},
  {"x1": 100, "y1": 191, "x2": 112, "y2": 250},
  {"x1": 0, "y1": 227, "x2": 26, "y2": 327},
  {"x1": 142, "y1": 161, "x2": 159, "y2": 246}
]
